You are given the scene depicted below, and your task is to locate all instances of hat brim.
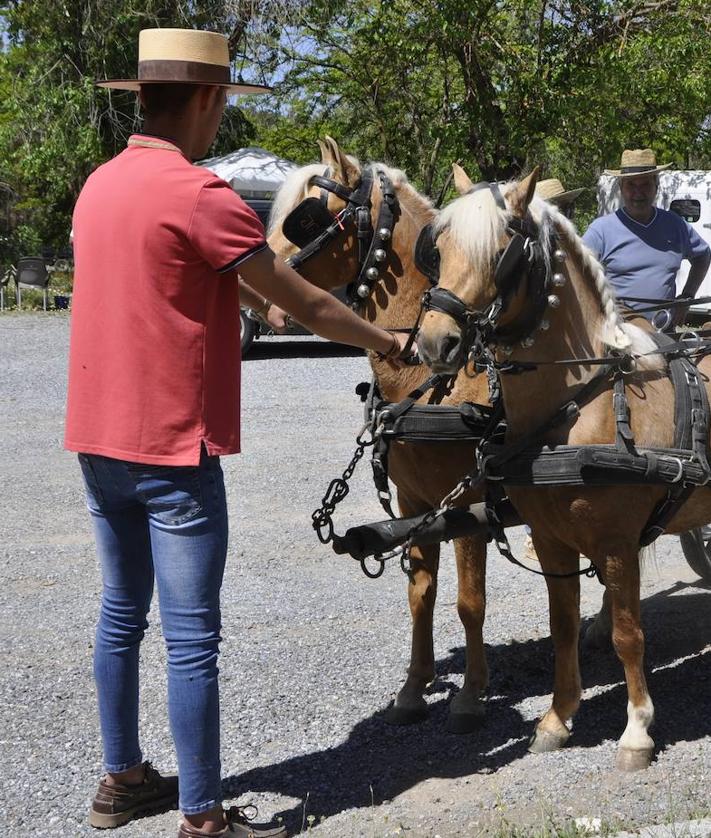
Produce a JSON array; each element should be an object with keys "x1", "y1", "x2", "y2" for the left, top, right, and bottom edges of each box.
[
  {"x1": 97, "y1": 79, "x2": 272, "y2": 95},
  {"x1": 548, "y1": 187, "x2": 585, "y2": 205},
  {"x1": 603, "y1": 163, "x2": 672, "y2": 178}
]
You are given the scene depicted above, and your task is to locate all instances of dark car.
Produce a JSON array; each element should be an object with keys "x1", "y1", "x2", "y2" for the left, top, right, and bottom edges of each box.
[{"x1": 239, "y1": 197, "x2": 348, "y2": 355}]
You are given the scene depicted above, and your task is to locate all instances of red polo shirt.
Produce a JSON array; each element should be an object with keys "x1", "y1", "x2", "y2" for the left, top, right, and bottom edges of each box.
[{"x1": 65, "y1": 135, "x2": 267, "y2": 465}]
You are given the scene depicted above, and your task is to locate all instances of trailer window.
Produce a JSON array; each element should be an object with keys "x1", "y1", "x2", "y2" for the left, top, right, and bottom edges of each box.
[{"x1": 670, "y1": 199, "x2": 701, "y2": 223}]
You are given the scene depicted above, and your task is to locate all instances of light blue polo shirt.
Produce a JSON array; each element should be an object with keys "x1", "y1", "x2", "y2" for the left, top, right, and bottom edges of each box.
[{"x1": 582, "y1": 208, "x2": 709, "y2": 316}]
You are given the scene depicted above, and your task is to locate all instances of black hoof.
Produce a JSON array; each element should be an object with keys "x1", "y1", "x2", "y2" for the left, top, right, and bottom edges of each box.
[
  {"x1": 446, "y1": 708, "x2": 485, "y2": 734},
  {"x1": 382, "y1": 702, "x2": 429, "y2": 726}
]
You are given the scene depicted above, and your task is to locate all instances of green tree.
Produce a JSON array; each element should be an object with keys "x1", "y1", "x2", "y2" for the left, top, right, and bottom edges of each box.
[
  {"x1": 0, "y1": 0, "x2": 264, "y2": 253},
  {"x1": 244, "y1": 0, "x2": 711, "y2": 199}
]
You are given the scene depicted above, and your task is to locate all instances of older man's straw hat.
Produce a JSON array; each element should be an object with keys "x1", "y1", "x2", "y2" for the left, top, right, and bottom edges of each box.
[
  {"x1": 604, "y1": 148, "x2": 672, "y2": 179},
  {"x1": 97, "y1": 28, "x2": 270, "y2": 95},
  {"x1": 535, "y1": 178, "x2": 584, "y2": 205}
]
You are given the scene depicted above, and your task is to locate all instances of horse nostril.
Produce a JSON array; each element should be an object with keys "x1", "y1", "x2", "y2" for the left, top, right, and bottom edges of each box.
[{"x1": 441, "y1": 334, "x2": 461, "y2": 363}]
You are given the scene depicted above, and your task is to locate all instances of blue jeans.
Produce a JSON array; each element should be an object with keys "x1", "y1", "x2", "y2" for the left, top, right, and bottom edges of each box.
[{"x1": 78, "y1": 448, "x2": 228, "y2": 815}]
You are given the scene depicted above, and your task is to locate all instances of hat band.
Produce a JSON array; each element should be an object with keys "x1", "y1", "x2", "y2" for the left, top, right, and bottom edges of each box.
[
  {"x1": 619, "y1": 165, "x2": 658, "y2": 174},
  {"x1": 138, "y1": 59, "x2": 231, "y2": 85}
]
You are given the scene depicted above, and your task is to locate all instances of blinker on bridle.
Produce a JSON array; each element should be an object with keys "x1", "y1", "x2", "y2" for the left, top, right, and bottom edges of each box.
[
  {"x1": 281, "y1": 167, "x2": 399, "y2": 308},
  {"x1": 421, "y1": 181, "x2": 559, "y2": 353}
]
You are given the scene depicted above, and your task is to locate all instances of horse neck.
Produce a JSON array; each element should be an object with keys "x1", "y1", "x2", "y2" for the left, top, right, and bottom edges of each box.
[{"x1": 498, "y1": 228, "x2": 610, "y2": 435}]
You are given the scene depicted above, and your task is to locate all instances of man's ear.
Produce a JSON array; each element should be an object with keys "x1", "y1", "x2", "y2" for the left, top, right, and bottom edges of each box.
[{"x1": 196, "y1": 84, "x2": 220, "y2": 111}]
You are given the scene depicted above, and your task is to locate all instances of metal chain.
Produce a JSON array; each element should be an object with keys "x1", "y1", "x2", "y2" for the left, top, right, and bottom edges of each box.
[
  {"x1": 370, "y1": 456, "x2": 488, "y2": 577},
  {"x1": 311, "y1": 419, "x2": 379, "y2": 545}
]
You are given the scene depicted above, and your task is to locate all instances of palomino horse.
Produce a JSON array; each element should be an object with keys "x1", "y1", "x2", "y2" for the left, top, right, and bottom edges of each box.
[
  {"x1": 417, "y1": 164, "x2": 711, "y2": 769},
  {"x1": 266, "y1": 138, "x2": 491, "y2": 730}
]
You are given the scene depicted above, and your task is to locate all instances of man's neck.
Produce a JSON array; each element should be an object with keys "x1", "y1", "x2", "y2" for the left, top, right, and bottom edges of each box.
[
  {"x1": 622, "y1": 205, "x2": 656, "y2": 225},
  {"x1": 140, "y1": 119, "x2": 194, "y2": 160}
]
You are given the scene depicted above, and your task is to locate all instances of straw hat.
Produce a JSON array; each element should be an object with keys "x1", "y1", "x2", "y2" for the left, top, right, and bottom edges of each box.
[
  {"x1": 535, "y1": 178, "x2": 584, "y2": 205},
  {"x1": 603, "y1": 148, "x2": 671, "y2": 179},
  {"x1": 97, "y1": 28, "x2": 271, "y2": 95}
]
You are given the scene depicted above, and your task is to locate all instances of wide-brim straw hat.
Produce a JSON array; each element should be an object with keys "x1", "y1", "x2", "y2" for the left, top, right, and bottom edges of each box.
[
  {"x1": 535, "y1": 178, "x2": 584, "y2": 205},
  {"x1": 603, "y1": 148, "x2": 672, "y2": 179},
  {"x1": 97, "y1": 28, "x2": 271, "y2": 96}
]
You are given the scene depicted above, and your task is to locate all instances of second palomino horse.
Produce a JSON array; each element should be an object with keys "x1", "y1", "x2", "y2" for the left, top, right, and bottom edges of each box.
[{"x1": 417, "y1": 164, "x2": 711, "y2": 769}]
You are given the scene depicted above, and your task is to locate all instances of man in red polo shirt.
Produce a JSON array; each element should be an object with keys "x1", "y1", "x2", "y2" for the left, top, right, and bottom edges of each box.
[{"x1": 67, "y1": 28, "x2": 408, "y2": 838}]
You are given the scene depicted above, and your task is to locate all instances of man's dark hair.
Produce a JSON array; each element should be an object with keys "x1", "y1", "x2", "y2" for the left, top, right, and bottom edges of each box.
[{"x1": 139, "y1": 83, "x2": 203, "y2": 117}]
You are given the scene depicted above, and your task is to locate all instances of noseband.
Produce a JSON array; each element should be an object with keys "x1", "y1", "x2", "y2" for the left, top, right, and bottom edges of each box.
[
  {"x1": 420, "y1": 182, "x2": 557, "y2": 353},
  {"x1": 282, "y1": 167, "x2": 400, "y2": 308}
]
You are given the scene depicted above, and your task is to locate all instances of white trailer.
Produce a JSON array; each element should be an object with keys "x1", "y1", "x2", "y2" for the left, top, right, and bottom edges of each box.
[{"x1": 596, "y1": 171, "x2": 711, "y2": 322}]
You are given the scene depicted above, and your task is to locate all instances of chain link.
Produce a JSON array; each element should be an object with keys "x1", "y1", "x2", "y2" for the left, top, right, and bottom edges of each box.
[
  {"x1": 311, "y1": 419, "x2": 379, "y2": 545},
  {"x1": 372, "y1": 465, "x2": 487, "y2": 576}
]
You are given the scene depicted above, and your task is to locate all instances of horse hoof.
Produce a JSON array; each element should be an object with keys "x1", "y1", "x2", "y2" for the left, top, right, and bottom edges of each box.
[
  {"x1": 615, "y1": 747, "x2": 654, "y2": 772},
  {"x1": 447, "y1": 707, "x2": 485, "y2": 734},
  {"x1": 382, "y1": 702, "x2": 429, "y2": 726},
  {"x1": 528, "y1": 727, "x2": 570, "y2": 753}
]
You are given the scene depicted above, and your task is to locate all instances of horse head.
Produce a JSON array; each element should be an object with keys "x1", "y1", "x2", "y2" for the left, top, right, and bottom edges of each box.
[
  {"x1": 267, "y1": 137, "x2": 436, "y2": 323},
  {"x1": 417, "y1": 164, "x2": 549, "y2": 374},
  {"x1": 266, "y1": 136, "x2": 363, "y2": 293}
]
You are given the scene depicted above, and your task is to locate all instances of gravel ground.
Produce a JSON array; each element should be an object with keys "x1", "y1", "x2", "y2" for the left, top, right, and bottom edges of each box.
[{"x1": 1, "y1": 313, "x2": 710, "y2": 838}]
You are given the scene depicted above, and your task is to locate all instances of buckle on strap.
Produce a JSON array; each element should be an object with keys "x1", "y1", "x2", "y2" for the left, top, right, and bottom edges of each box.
[{"x1": 661, "y1": 456, "x2": 685, "y2": 483}]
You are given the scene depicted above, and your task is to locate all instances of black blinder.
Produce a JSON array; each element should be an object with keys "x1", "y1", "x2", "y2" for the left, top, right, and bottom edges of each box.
[
  {"x1": 414, "y1": 223, "x2": 440, "y2": 285},
  {"x1": 494, "y1": 232, "x2": 528, "y2": 293},
  {"x1": 283, "y1": 197, "x2": 335, "y2": 247}
]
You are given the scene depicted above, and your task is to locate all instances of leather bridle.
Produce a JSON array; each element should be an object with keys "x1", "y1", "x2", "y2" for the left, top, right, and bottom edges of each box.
[
  {"x1": 282, "y1": 167, "x2": 400, "y2": 309},
  {"x1": 420, "y1": 182, "x2": 559, "y2": 356}
]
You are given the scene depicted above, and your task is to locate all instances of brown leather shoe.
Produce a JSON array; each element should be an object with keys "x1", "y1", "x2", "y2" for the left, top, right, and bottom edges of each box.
[
  {"x1": 89, "y1": 761, "x2": 178, "y2": 828},
  {"x1": 178, "y1": 806, "x2": 287, "y2": 838}
]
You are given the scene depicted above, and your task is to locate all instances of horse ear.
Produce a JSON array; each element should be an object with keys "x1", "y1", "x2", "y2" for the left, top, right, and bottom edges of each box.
[
  {"x1": 452, "y1": 163, "x2": 473, "y2": 195},
  {"x1": 509, "y1": 166, "x2": 541, "y2": 216},
  {"x1": 317, "y1": 139, "x2": 330, "y2": 165},
  {"x1": 323, "y1": 135, "x2": 360, "y2": 187}
]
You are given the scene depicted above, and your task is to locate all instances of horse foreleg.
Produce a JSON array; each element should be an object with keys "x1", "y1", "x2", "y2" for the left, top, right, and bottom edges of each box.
[
  {"x1": 605, "y1": 549, "x2": 655, "y2": 771},
  {"x1": 448, "y1": 533, "x2": 488, "y2": 732},
  {"x1": 530, "y1": 539, "x2": 581, "y2": 753},
  {"x1": 384, "y1": 491, "x2": 439, "y2": 725}
]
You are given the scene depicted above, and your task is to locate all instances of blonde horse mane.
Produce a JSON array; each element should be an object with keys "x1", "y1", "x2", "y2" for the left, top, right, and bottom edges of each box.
[
  {"x1": 268, "y1": 158, "x2": 433, "y2": 236},
  {"x1": 434, "y1": 183, "x2": 661, "y2": 368},
  {"x1": 267, "y1": 163, "x2": 329, "y2": 235},
  {"x1": 528, "y1": 197, "x2": 662, "y2": 368}
]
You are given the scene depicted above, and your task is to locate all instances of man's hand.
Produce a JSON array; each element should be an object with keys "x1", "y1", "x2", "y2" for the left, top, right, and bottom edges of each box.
[
  {"x1": 378, "y1": 331, "x2": 419, "y2": 368},
  {"x1": 264, "y1": 303, "x2": 290, "y2": 334},
  {"x1": 671, "y1": 302, "x2": 690, "y2": 329}
]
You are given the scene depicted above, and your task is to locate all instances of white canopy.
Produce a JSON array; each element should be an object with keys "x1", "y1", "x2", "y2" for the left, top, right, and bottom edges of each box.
[{"x1": 198, "y1": 146, "x2": 297, "y2": 198}]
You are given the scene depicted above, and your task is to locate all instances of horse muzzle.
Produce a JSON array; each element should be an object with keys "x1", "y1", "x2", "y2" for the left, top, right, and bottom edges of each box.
[{"x1": 417, "y1": 311, "x2": 467, "y2": 373}]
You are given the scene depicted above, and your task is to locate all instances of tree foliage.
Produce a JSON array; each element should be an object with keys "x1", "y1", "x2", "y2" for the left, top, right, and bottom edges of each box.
[
  {"x1": 1, "y1": 0, "x2": 710, "y2": 255},
  {"x1": 244, "y1": 0, "x2": 711, "y2": 200},
  {"x1": 0, "y1": 0, "x2": 263, "y2": 256}
]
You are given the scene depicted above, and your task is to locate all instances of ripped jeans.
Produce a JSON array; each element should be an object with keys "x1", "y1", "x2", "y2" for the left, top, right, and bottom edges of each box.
[{"x1": 78, "y1": 448, "x2": 228, "y2": 815}]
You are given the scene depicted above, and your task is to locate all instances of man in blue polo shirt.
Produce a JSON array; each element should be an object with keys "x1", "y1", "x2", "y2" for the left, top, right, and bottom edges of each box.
[{"x1": 583, "y1": 148, "x2": 710, "y2": 327}]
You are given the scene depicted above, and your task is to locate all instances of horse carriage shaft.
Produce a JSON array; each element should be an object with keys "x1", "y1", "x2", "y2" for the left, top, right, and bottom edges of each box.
[{"x1": 332, "y1": 498, "x2": 521, "y2": 561}]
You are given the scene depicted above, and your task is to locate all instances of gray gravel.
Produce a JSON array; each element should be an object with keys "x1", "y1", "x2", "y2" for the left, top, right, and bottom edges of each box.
[{"x1": 1, "y1": 313, "x2": 710, "y2": 838}]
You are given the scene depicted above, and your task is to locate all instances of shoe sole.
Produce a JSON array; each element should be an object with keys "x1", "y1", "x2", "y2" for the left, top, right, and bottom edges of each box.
[{"x1": 89, "y1": 792, "x2": 178, "y2": 829}]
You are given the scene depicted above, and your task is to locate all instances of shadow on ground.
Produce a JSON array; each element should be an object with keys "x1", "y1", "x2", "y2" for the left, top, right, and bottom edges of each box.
[
  {"x1": 225, "y1": 580, "x2": 711, "y2": 832},
  {"x1": 243, "y1": 339, "x2": 365, "y2": 361}
]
